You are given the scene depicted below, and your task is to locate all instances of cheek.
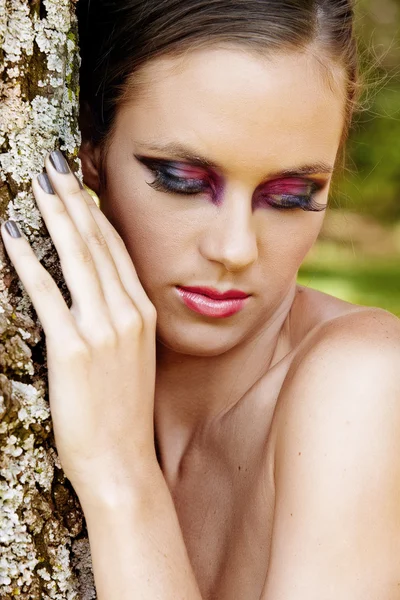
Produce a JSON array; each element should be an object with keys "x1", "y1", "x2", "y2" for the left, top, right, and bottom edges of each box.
[
  {"x1": 258, "y1": 212, "x2": 324, "y2": 273},
  {"x1": 102, "y1": 152, "x2": 325, "y2": 291},
  {"x1": 112, "y1": 203, "x2": 177, "y2": 274},
  {"x1": 101, "y1": 179, "x2": 200, "y2": 288}
]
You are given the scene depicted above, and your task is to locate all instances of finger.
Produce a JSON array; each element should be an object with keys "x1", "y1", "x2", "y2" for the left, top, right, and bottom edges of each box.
[
  {"x1": 41, "y1": 152, "x2": 139, "y2": 325},
  {"x1": 0, "y1": 220, "x2": 82, "y2": 346},
  {"x1": 32, "y1": 173, "x2": 112, "y2": 334},
  {"x1": 81, "y1": 192, "x2": 157, "y2": 323}
]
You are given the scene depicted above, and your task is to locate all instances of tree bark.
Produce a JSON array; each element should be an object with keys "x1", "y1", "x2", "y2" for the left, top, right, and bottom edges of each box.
[{"x1": 0, "y1": 1, "x2": 95, "y2": 597}]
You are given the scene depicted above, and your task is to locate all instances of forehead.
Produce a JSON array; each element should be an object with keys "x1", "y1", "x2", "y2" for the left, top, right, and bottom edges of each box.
[{"x1": 115, "y1": 47, "x2": 346, "y2": 174}]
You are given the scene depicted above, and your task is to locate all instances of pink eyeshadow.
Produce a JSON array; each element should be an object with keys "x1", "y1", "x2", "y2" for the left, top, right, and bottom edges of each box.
[{"x1": 259, "y1": 178, "x2": 313, "y2": 194}]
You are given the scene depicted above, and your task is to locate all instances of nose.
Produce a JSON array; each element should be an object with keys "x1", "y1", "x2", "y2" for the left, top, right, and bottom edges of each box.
[{"x1": 199, "y1": 191, "x2": 258, "y2": 272}]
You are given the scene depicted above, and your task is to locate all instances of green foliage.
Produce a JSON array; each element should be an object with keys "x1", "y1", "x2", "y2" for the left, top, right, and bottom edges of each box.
[
  {"x1": 338, "y1": 0, "x2": 400, "y2": 222},
  {"x1": 339, "y1": 85, "x2": 400, "y2": 222},
  {"x1": 305, "y1": 1, "x2": 400, "y2": 315},
  {"x1": 299, "y1": 250, "x2": 400, "y2": 316}
]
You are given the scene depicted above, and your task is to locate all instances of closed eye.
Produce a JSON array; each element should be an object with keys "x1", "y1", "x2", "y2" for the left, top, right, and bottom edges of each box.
[
  {"x1": 135, "y1": 155, "x2": 211, "y2": 195},
  {"x1": 254, "y1": 178, "x2": 327, "y2": 212},
  {"x1": 135, "y1": 154, "x2": 328, "y2": 212}
]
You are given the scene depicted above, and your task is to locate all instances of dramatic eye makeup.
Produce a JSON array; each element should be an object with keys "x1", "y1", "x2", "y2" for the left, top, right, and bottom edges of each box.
[
  {"x1": 134, "y1": 154, "x2": 328, "y2": 212},
  {"x1": 134, "y1": 155, "x2": 223, "y2": 202},
  {"x1": 253, "y1": 178, "x2": 327, "y2": 212}
]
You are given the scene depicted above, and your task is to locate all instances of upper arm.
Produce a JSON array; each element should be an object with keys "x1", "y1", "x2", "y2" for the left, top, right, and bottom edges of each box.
[{"x1": 262, "y1": 310, "x2": 400, "y2": 600}]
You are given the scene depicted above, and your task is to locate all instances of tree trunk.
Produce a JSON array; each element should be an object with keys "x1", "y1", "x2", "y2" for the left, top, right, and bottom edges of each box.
[{"x1": 0, "y1": 1, "x2": 95, "y2": 597}]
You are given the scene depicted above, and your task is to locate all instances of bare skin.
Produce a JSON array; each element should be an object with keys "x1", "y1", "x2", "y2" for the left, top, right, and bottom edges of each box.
[
  {"x1": 80, "y1": 47, "x2": 400, "y2": 599},
  {"x1": 2, "y1": 46, "x2": 400, "y2": 599}
]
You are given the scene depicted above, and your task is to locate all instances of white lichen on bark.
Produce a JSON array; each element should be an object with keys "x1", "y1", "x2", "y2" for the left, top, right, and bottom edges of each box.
[{"x1": 0, "y1": 0, "x2": 95, "y2": 597}]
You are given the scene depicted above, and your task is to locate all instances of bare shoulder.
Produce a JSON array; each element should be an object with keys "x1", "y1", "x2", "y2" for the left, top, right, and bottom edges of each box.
[
  {"x1": 262, "y1": 301, "x2": 400, "y2": 598},
  {"x1": 301, "y1": 300, "x2": 400, "y2": 365},
  {"x1": 290, "y1": 284, "x2": 400, "y2": 355},
  {"x1": 270, "y1": 298, "x2": 400, "y2": 503},
  {"x1": 270, "y1": 289, "x2": 400, "y2": 470},
  {"x1": 277, "y1": 297, "x2": 400, "y2": 424}
]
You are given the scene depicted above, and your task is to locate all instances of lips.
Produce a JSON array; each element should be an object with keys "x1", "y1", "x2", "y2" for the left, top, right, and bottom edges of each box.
[
  {"x1": 175, "y1": 286, "x2": 250, "y2": 318},
  {"x1": 178, "y1": 286, "x2": 249, "y2": 300}
]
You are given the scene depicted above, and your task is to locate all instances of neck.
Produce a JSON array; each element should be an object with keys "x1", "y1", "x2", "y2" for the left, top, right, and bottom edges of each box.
[{"x1": 154, "y1": 284, "x2": 297, "y2": 472}]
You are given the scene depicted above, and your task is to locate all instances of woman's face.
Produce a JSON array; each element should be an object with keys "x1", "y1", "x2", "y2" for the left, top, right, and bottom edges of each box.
[{"x1": 93, "y1": 47, "x2": 346, "y2": 356}]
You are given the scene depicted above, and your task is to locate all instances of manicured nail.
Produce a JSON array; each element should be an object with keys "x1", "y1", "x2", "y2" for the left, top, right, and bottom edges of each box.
[
  {"x1": 4, "y1": 220, "x2": 21, "y2": 238},
  {"x1": 49, "y1": 150, "x2": 70, "y2": 174},
  {"x1": 38, "y1": 172, "x2": 55, "y2": 194}
]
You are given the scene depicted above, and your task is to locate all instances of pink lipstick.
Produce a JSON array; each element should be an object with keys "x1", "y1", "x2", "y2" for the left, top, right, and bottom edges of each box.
[{"x1": 176, "y1": 286, "x2": 250, "y2": 318}]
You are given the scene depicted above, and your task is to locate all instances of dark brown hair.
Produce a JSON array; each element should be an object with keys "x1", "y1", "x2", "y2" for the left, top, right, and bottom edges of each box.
[{"x1": 77, "y1": 0, "x2": 358, "y2": 189}]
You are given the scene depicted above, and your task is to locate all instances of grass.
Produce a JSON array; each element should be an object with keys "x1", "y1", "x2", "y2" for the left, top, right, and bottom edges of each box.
[{"x1": 298, "y1": 241, "x2": 400, "y2": 318}]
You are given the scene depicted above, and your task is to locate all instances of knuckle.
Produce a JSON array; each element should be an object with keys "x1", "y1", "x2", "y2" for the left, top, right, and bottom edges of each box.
[
  {"x1": 73, "y1": 244, "x2": 93, "y2": 264},
  {"x1": 67, "y1": 188, "x2": 83, "y2": 199},
  {"x1": 90, "y1": 326, "x2": 118, "y2": 349},
  {"x1": 50, "y1": 336, "x2": 89, "y2": 362},
  {"x1": 65, "y1": 339, "x2": 90, "y2": 360},
  {"x1": 84, "y1": 229, "x2": 108, "y2": 249},
  {"x1": 52, "y1": 200, "x2": 68, "y2": 217},
  {"x1": 143, "y1": 303, "x2": 157, "y2": 323},
  {"x1": 34, "y1": 274, "x2": 54, "y2": 295},
  {"x1": 112, "y1": 231, "x2": 125, "y2": 246},
  {"x1": 117, "y1": 310, "x2": 143, "y2": 333},
  {"x1": 18, "y1": 247, "x2": 35, "y2": 261},
  {"x1": 105, "y1": 229, "x2": 126, "y2": 251}
]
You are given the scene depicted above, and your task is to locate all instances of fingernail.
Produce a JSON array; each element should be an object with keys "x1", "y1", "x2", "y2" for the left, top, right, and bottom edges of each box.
[
  {"x1": 49, "y1": 150, "x2": 70, "y2": 174},
  {"x1": 38, "y1": 172, "x2": 55, "y2": 194},
  {"x1": 4, "y1": 220, "x2": 21, "y2": 238}
]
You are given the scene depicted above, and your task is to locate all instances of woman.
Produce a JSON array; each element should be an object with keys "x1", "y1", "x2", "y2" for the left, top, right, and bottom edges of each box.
[{"x1": 2, "y1": 1, "x2": 400, "y2": 598}]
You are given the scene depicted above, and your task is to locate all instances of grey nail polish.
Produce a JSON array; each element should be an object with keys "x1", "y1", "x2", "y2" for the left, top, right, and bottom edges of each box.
[
  {"x1": 5, "y1": 220, "x2": 21, "y2": 238},
  {"x1": 49, "y1": 150, "x2": 70, "y2": 174},
  {"x1": 38, "y1": 172, "x2": 55, "y2": 194}
]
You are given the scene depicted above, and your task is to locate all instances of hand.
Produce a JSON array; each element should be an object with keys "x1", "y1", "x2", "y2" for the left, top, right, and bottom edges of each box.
[{"x1": 1, "y1": 150, "x2": 158, "y2": 502}]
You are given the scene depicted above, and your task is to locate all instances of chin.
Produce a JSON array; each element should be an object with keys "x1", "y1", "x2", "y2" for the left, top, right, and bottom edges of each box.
[{"x1": 155, "y1": 319, "x2": 248, "y2": 357}]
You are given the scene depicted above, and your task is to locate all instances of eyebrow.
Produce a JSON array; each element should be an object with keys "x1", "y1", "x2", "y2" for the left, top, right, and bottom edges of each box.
[{"x1": 135, "y1": 141, "x2": 334, "y2": 178}]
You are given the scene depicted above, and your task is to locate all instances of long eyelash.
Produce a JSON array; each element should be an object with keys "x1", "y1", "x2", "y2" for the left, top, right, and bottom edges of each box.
[
  {"x1": 270, "y1": 194, "x2": 326, "y2": 212},
  {"x1": 147, "y1": 169, "x2": 208, "y2": 195},
  {"x1": 138, "y1": 155, "x2": 327, "y2": 211}
]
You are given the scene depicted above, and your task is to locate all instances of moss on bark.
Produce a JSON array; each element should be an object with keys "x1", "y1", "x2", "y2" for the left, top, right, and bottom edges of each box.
[{"x1": 0, "y1": 1, "x2": 95, "y2": 597}]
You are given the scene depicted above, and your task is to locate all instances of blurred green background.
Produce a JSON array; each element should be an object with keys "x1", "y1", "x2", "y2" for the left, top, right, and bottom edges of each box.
[{"x1": 298, "y1": 0, "x2": 400, "y2": 316}]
